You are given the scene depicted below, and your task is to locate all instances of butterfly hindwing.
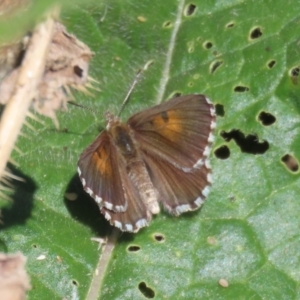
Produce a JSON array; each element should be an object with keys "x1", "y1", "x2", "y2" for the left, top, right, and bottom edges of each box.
[
  {"x1": 141, "y1": 151, "x2": 211, "y2": 215},
  {"x1": 78, "y1": 131, "x2": 127, "y2": 212}
]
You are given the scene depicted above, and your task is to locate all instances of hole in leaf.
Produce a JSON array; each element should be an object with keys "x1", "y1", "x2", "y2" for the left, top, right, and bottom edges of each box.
[
  {"x1": 234, "y1": 86, "x2": 249, "y2": 92},
  {"x1": 290, "y1": 67, "x2": 299, "y2": 85},
  {"x1": 210, "y1": 60, "x2": 223, "y2": 74},
  {"x1": 268, "y1": 60, "x2": 276, "y2": 69},
  {"x1": 153, "y1": 234, "x2": 165, "y2": 242},
  {"x1": 215, "y1": 104, "x2": 225, "y2": 117},
  {"x1": 281, "y1": 154, "x2": 299, "y2": 172},
  {"x1": 290, "y1": 67, "x2": 300, "y2": 77},
  {"x1": 163, "y1": 21, "x2": 172, "y2": 28},
  {"x1": 127, "y1": 245, "x2": 141, "y2": 252},
  {"x1": 258, "y1": 111, "x2": 276, "y2": 126},
  {"x1": 204, "y1": 41, "x2": 213, "y2": 49},
  {"x1": 250, "y1": 27, "x2": 263, "y2": 39},
  {"x1": 228, "y1": 195, "x2": 236, "y2": 202},
  {"x1": 221, "y1": 129, "x2": 269, "y2": 154},
  {"x1": 138, "y1": 282, "x2": 155, "y2": 298},
  {"x1": 184, "y1": 3, "x2": 197, "y2": 16},
  {"x1": 32, "y1": 244, "x2": 37, "y2": 248},
  {"x1": 226, "y1": 22, "x2": 235, "y2": 28},
  {"x1": 170, "y1": 92, "x2": 182, "y2": 98},
  {"x1": 72, "y1": 280, "x2": 79, "y2": 286},
  {"x1": 214, "y1": 145, "x2": 230, "y2": 159}
]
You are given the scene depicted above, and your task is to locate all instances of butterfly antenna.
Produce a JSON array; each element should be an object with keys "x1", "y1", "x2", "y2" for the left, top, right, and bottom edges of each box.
[
  {"x1": 68, "y1": 101, "x2": 98, "y2": 116},
  {"x1": 117, "y1": 69, "x2": 143, "y2": 117}
]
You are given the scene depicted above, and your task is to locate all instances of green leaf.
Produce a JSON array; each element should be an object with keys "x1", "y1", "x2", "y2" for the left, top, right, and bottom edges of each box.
[{"x1": 1, "y1": 0, "x2": 300, "y2": 299}]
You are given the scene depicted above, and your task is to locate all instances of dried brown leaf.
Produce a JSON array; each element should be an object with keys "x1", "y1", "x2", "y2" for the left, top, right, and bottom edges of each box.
[{"x1": 0, "y1": 21, "x2": 94, "y2": 126}]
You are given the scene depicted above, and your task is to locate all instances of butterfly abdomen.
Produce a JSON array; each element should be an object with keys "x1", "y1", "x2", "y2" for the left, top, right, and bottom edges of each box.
[
  {"x1": 126, "y1": 159, "x2": 160, "y2": 215},
  {"x1": 109, "y1": 122, "x2": 160, "y2": 216}
]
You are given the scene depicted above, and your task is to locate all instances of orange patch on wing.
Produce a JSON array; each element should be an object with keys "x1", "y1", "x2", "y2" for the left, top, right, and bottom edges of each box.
[
  {"x1": 152, "y1": 110, "x2": 184, "y2": 142},
  {"x1": 92, "y1": 147, "x2": 112, "y2": 176}
]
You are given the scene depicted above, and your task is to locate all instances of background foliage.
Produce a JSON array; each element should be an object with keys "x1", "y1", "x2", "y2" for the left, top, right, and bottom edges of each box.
[{"x1": 1, "y1": 0, "x2": 300, "y2": 299}]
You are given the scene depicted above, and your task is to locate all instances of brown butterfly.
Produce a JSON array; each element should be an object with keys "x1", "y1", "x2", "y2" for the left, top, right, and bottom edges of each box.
[{"x1": 78, "y1": 94, "x2": 216, "y2": 232}]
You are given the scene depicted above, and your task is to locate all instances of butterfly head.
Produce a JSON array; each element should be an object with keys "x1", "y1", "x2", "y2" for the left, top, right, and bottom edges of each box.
[{"x1": 105, "y1": 111, "x2": 121, "y2": 130}]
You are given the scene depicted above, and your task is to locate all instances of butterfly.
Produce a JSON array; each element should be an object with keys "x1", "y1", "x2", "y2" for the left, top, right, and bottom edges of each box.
[{"x1": 78, "y1": 94, "x2": 216, "y2": 232}]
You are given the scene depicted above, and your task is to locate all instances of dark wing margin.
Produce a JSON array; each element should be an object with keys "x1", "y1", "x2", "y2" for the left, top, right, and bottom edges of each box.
[
  {"x1": 78, "y1": 131, "x2": 127, "y2": 212},
  {"x1": 128, "y1": 95, "x2": 216, "y2": 170}
]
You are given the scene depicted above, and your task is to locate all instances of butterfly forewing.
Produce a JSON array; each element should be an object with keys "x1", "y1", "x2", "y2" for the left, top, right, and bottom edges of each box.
[
  {"x1": 78, "y1": 131, "x2": 127, "y2": 212},
  {"x1": 101, "y1": 155, "x2": 152, "y2": 232},
  {"x1": 128, "y1": 95, "x2": 215, "y2": 170}
]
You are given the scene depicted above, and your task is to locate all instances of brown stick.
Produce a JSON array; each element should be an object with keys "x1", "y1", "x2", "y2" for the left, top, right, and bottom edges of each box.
[{"x1": 0, "y1": 16, "x2": 55, "y2": 181}]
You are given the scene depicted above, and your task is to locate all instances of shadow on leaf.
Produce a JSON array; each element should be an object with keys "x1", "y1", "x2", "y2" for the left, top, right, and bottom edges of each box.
[
  {"x1": 0, "y1": 164, "x2": 36, "y2": 230},
  {"x1": 64, "y1": 174, "x2": 111, "y2": 237}
]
